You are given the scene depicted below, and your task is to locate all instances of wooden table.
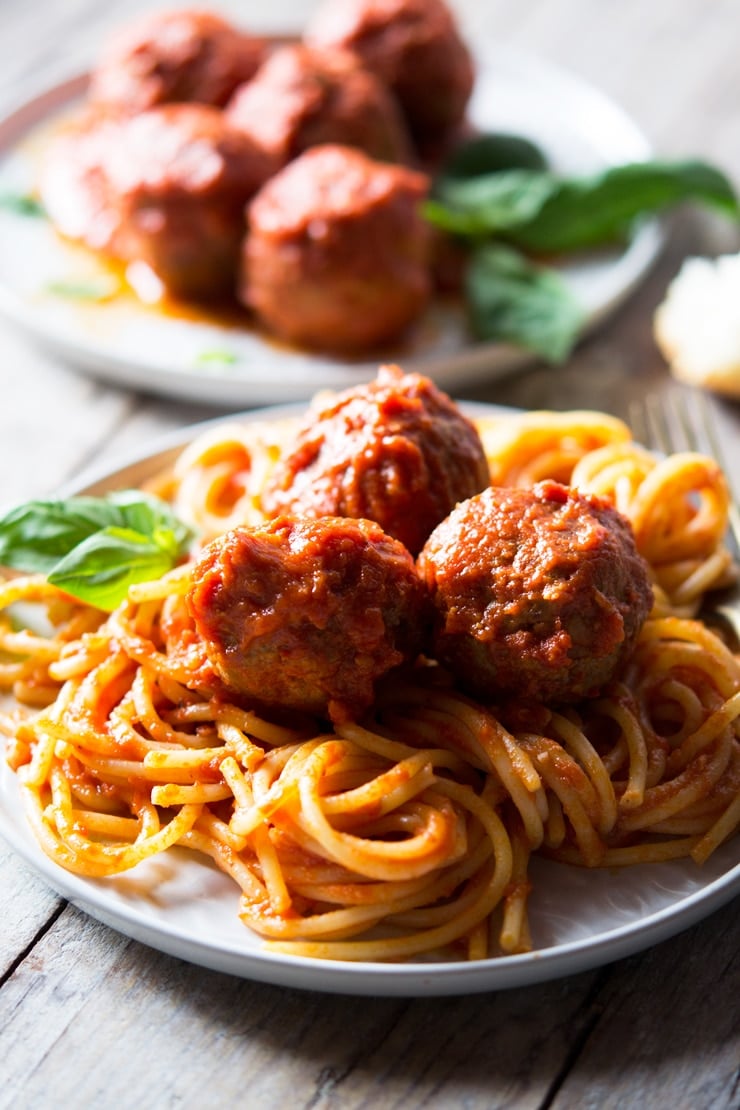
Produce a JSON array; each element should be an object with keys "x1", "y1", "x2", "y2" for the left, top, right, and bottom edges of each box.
[{"x1": 0, "y1": 1, "x2": 738, "y2": 1106}]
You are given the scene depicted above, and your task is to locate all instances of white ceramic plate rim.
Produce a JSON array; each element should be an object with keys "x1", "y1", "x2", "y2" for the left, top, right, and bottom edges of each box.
[
  {"x1": 0, "y1": 46, "x2": 664, "y2": 405},
  {"x1": 1, "y1": 401, "x2": 738, "y2": 996}
]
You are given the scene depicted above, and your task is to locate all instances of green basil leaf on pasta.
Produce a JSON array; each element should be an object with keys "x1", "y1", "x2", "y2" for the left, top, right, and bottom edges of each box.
[
  {"x1": 0, "y1": 497, "x2": 126, "y2": 572},
  {"x1": 103, "y1": 490, "x2": 193, "y2": 554},
  {"x1": 465, "y1": 243, "x2": 585, "y2": 362},
  {"x1": 0, "y1": 492, "x2": 192, "y2": 572},
  {"x1": 0, "y1": 491, "x2": 194, "y2": 609},
  {"x1": 47, "y1": 526, "x2": 177, "y2": 611}
]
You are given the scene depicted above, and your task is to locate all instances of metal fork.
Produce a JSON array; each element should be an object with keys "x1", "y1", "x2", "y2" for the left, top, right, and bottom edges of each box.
[
  {"x1": 629, "y1": 386, "x2": 740, "y2": 646},
  {"x1": 629, "y1": 388, "x2": 740, "y2": 556}
]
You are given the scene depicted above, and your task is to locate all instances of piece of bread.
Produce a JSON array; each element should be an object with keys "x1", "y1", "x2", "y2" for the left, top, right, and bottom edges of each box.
[{"x1": 654, "y1": 253, "x2": 740, "y2": 397}]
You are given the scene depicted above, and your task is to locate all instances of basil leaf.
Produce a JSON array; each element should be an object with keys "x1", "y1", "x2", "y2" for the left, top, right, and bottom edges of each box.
[
  {"x1": 428, "y1": 159, "x2": 740, "y2": 252},
  {"x1": 436, "y1": 133, "x2": 548, "y2": 186},
  {"x1": 425, "y1": 169, "x2": 560, "y2": 237},
  {"x1": 194, "y1": 348, "x2": 239, "y2": 367},
  {"x1": 422, "y1": 199, "x2": 484, "y2": 237},
  {"x1": 508, "y1": 160, "x2": 740, "y2": 253},
  {"x1": 465, "y1": 244, "x2": 585, "y2": 362},
  {"x1": 45, "y1": 278, "x2": 119, "y2": 301},
  {"x1": 0, "y1": 191, "x2": 46, "y2": 217},
  {"x1": 0, "y1": 492, "x2": 192, "y2": 573},
  {"x1": 104, "y1": 490, "x2": 193, "y2": 554},
  {"x1": 0, "y1": 491, "x2": 195, "y2": 609},
  {"x1": 48, "y1": 527, "x2": 175, "y2": 611},
  {"x1": 0, "y1": 497, "x2": 129, "y2": 572}
]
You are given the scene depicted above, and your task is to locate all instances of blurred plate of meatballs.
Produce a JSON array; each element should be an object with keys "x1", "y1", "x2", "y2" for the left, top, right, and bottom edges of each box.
[{"x1": 0, "y1": 3, "x2": 663, "y2": 405}]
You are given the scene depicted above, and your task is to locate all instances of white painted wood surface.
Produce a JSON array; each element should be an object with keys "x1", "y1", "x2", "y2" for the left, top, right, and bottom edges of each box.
[{"x1": 0, "y1": 2, "x2": 738, "y2": 1106}]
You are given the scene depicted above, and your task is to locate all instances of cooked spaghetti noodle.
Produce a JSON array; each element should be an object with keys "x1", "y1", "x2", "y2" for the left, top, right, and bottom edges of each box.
[{"x1": 1, "y1": 404, "x2": 738, "y2": 962}]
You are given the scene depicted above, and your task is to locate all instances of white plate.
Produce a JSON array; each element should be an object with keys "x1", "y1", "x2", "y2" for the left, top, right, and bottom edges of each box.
[
  {"x1": 0, "y1": 404, "x2": 738, "y2": 996},
  {"x1": 0, "y1": 47, "x2": 664, "y2": 406}
]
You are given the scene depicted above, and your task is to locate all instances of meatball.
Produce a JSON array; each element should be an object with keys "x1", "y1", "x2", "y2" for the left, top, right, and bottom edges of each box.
[
  {"x1": 241, "y1": 144, "x2": 431, "y2": 350},
  {"x1": 418, "y1": 480, "x2": 654, "y2": 703},
  {"x1": 306, "y1": 0, "x2": 475, "y2": 145},
  {"x1": 225, "y1": 43, "x2": 412, "y2": 168},
  {"x1": 102, "y1": 105, "x2": 277, "y2": 299},
  {"x1": 261, "y1": 365, "x2": 491, "y2": 556},
  {"x1": 40, "y1": 111, "x2": 123, "y2": 254},
  {"x1": 187, "y1": 516, "x2": 427, "y2": 722},
  {"x1": 43, "y1": 104, "x2": 276, "y2": 300},
  {"x1": 89, "y1": 9, "x2": 266, "y2": 113}
]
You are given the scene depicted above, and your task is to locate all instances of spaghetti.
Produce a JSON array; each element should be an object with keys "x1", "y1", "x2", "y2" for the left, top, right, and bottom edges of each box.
[{"x1": 1, "y1": 403, "x2": 738, "y2": 962}]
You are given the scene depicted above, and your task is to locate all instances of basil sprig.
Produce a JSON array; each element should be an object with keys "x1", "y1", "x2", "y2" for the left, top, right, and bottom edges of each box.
[
  {"x1": 436, "y1": 132, "x2": 548, "y2": 183},
  {"x1": 431, "y1": 158, "x2": 739, "y2": 252},
  {"x1": 0, "y1": 191, "x2": 46, "y2": 217},
  {"x1": 426, "y1": 135, "x2": 740, "y2": 361},
  {"x1": 465, "y1": 244, "x2": 584, "y2": 361},
  {"x1": 0, "y1": 490, "x2": 194, "y2": 611},
  {"x1": 45, "y1": 278, "x2": 120, "y2": 302}
]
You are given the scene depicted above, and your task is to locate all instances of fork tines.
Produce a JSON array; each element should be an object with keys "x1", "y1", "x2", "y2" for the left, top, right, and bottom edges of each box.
[{"x1": 630, "y1": 387, "x2": 740, "y2": 558}]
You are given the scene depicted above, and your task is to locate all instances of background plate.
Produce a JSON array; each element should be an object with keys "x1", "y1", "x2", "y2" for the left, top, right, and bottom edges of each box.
[
  {"x1": 0, "y1": 47, "x2": 663, "y2": 406},
  {"x1": 0, "y1": 403, "x2": 738, "y2": 997}
]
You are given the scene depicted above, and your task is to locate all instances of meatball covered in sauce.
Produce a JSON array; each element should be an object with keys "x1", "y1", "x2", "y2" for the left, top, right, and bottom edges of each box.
[
  {"x1": 261, "y1": 365, "x2": 491, "y2": 557},
  {"x1": 241, "y1": 144, "x2": 431, "y2": 351},
  {"x1": 418, "y1": 480, "x2": 654, "y2": 704},
  {"x1": 306, "y1": 0, "x2": 474, "y2": 145},
  {"x1": 187, "y1": 515, "x2": 427, "y2": 722},
  {"x1": 89, "y1": 9, "x2": 266, "y2": 113},
  {"x1": 40, "y1": 112, "x2": 124, "y2": 255},
  {"x1": 226, "y1": 43, "x2": 412, "y2": 169},
  {"x1": 43, "y1": 104, "x2": 276, "y2": 300}
]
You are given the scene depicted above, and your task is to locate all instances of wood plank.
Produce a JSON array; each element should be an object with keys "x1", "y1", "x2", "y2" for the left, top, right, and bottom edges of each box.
[
  {"x1": 2, "y1": 896, "x2": 736, "y2": 1107},
  {"x1": 0, "y1": 902, "x2": 601, "y2": 1109},
  {"x1": 0, "y1": 844, "x2": 61, "y2": 979},
  {"x1": 0, "y1": 330, "x2": 222, "y2": 507},
  {"x1": 0, "y1": 331, "x2": 133, "y2": 505},
  {"x1": 550, "y1": 900, "x2": 740, "y2": 1110}
]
